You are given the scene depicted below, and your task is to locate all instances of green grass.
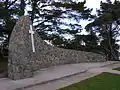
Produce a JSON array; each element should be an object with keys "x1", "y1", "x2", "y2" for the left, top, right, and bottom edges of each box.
[
  {"x1": 0, "y1": 61, "x2": 7, "y2": 73},
  {"x1": 58, "y1": 72, "x2": 120, "y2": 90},
  {"x1": 113, "y1": 67, "x2": 120, "y2": 71}
]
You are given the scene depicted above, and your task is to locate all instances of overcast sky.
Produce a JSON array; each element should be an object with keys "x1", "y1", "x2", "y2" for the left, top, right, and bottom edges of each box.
[
  {"x1": 85, "y1": 0, "x2": 115, "y2": 9},
  {"x1": 80, "y1": 0, "x2": 116, "y2": 34}
]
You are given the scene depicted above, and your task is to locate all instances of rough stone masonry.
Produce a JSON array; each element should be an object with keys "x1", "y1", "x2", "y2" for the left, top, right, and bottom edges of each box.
[{"x1": 8, "y1": 16, "x2": 106, "y2": 80}]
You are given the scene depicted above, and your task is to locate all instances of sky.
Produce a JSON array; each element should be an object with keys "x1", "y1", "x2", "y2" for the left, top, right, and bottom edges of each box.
[
  {"x1": 80, "y1": 0, "x2": 116, "y2": 34},
  {"x1": 85, "y1": 0, "x2": 115, "y2": 10}
]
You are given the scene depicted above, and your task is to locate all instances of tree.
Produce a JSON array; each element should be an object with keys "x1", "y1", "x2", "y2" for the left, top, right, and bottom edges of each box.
[
  {"x1": 27, "y1": 0, "x2": 105, "y2": 55},
  {"x1": 27, "y1": 0, "x2": 93, "y2": 45},
  {"x1": 0, "y1": 0, "x2": 26, "y2": 60},
  {"x1": 0, "y1": 0, "x2": 26, "y2": 39},
  {"x1": 85, "y1": 0, "x2": 120, "y2": 60}
]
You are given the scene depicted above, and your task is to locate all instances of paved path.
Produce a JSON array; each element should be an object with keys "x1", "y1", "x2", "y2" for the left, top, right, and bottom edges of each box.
[
  {"x1": 24, "y1": 61, "x2": 120, "y2": 90},
  {"x1": 24, "y1": 71, "x2": 97, "y2": 90},
  {"x1": 0, "y1": 61, "x2": 120, "y2": 90}
]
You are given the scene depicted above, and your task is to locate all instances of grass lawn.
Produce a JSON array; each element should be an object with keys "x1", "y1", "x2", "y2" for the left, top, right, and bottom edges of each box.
[
  {"x1": 58, "y1": 72, "x2": 120, "y2": 90},
  {"x1": 0, "y1": 61, "x2": 7, "y2": 73},
  {"x1": 113, "y1": 67, "x2": 120, "y2": 71}
]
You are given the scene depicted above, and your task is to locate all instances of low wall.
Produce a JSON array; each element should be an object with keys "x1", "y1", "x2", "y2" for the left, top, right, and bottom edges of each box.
[{"x1": 8, "y1": 16, "x2": 106, "y2": 80}]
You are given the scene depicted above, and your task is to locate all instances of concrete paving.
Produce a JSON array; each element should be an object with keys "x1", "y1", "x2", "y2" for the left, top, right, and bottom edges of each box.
[
  {"x1": 24, "y1": 71, "x2": 97, "y2": 90},
  {"x1": 24, "y1": 61, "x2": 120, "y2": 90},
  {"x1": 0, "y1": 61, "x2": 119, "y2": 90}
]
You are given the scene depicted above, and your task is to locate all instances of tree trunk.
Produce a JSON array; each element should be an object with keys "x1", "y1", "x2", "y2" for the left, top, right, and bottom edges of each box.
[
  {"x1": 20, "y1": 0, "x2": 25, "y2": 16},
  {"x1": 108, "y1": 24, "x2": 115, "y2": 60}
]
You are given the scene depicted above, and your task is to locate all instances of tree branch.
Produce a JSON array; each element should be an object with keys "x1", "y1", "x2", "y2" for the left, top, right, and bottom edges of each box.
[{"x1": 8, "y1": 0, "x2": 18, "y2": 8}]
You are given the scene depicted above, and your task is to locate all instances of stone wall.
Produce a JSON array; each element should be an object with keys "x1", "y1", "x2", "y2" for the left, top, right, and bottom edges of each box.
[{"x1": 8, "y1": 16, "x2": 106, "y2": 80}]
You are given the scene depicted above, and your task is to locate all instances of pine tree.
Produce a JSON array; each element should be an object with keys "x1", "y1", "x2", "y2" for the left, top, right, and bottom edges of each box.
[{"x1": 85, "y1": 0, "x2": 120, "y2": 60}]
